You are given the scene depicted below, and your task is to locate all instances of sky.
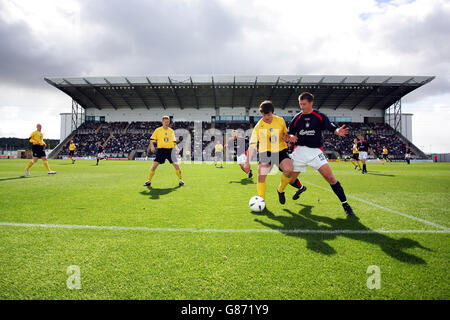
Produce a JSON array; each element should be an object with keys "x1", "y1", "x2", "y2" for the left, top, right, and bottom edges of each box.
[{"x1": 0, "y1": 0, "x2": 449, "y2": 153}]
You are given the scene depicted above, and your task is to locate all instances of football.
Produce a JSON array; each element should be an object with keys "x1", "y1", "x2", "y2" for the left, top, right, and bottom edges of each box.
[{"x1": 249, "y1": 195, "x2": 265, "y2": 212}]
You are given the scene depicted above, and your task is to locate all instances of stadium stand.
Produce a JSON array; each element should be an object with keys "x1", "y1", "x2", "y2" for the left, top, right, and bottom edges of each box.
[
  {"x1": 57, "y1": 120, "x2": 413, "y2": 161},
  {"x1": 45, "y1": 75, "x2": 434, "y2": 160}
]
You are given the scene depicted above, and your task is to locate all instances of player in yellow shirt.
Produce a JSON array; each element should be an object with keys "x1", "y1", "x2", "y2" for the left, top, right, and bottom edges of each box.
[
  {"x1": 382, "y1": 146, "x2": 391, "y2": 164},
  {"x1": 144, "y1": 116, "x2": 184, "y2": 187},
  {"x1": 214, "y1": 141, "x2": 224, "y2": 168},
  {"x1": 244, "y1": 100, "x2": 295, "y2": 205},
  {"x1": 350, "y1": 138, "x2": 362, "y2": 170},
  {"x1": 68, "y1": 140, "x2": 76, "y2": 164},
  {"x1": 25, "y1": 124, "x2": 56, "y2": 176}
]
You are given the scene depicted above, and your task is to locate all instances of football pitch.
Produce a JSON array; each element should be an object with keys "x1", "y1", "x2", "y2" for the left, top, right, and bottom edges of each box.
[{"x1": 0, "y1": 159, "x2": 449, "y2": 300}]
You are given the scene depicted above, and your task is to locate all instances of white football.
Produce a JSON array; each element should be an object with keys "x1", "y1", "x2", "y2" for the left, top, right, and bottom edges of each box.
[{"x1": 249, "y1": 196, "x2": 266, "y2": 212}]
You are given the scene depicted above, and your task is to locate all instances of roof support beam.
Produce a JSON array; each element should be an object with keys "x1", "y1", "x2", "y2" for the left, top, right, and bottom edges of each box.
[
  {"x1": 368, "y1": 77, "x2": 413, "y2": 110},
  {"x1": 168, "y1": 77, "x2": 183, "y2": 109},
  {"x1": 267, "y1": 76, "x2": 280, "y2": 100},
  {"x1": 190, "y1": 77, "x2": 200, "y2": 109},
  {"x1": 334, "y1": 90, "x2": 355, "y2": 110},
  {"x1": 248, "y1": 77, "x2": 258, "y2": 110},
  {"x1": 348, "y1": 77, "x2": 375, "y2": 110},
  {"x1": 83, "y1": 78, "x2": 118, "y2": 110},
  {"x1": 46, "y1": 78, "x2": 100, "y2": 110},
  {"x1": 309, "y1": 76, "x2": 325, "y2": 96},
  {"x1": 104, "y1": 78, "x2": 134, "y2": 110},
  {"x1": 146, "y1": 77, "x2": 166, "y2": 109},
  {"x1": 231, "y1": 77, "x2": 236, "y2": 109},
  {"x1": 211, "y1": 76, "x2": 217, "y2": 110},
  {"x1": 282, "y1": 77, "x2": 303, "y2": 109},
  {"x1": 125, "y1": 77, "x2": 149, "y2": 110},
  {"x1": 317, "y1": 77, "x2": 347, "y2": 109}
]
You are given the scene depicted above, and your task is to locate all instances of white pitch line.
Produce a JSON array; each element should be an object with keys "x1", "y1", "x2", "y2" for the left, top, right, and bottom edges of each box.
[
  {"x1": 302, "y1": 180, "x2": 450, "y2": 232},
  {"x1": 0, "y1": 222, "x2": 449, "y2": 234}
]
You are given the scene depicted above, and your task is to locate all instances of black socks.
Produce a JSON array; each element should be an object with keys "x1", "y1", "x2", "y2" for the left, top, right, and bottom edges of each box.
[{"x1": 331, "y1": 181, "x2": 347, "y2": 203}]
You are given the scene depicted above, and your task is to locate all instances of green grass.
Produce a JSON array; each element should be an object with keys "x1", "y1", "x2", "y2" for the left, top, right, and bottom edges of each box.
[{"x1": 0, "y1": 159, "x2": 449, "y2": 299}]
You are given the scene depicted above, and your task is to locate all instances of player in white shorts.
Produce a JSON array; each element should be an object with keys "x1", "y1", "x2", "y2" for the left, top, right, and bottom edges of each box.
[
  {"x1": 287, "y1": 92, "x2": 355, "y2": 216},
  {"x1": 356, "y1": 135, "x2": 370, "y2": 174},
  {"x1": 225, "y1": 130, "x2": 253, "y2": 178}
]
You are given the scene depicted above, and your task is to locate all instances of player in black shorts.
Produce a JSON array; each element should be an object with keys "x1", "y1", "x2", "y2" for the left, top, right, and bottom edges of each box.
[
  {"x1": 144, "y1": 116, "x2": 184, "y2": 187},
  {"x1": 245, "y1": 101, "x2": 303, "y2": 204},
  {"x1": 351, "y1": 138, "x2": 362, "y2": 170},
  {"x1": 25, "y1": 124, "x2": 56, "y2": 175}
]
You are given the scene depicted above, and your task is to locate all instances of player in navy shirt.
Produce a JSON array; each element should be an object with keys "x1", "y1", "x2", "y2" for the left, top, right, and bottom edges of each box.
[
  {"x1": 95, "y1": 141, "x2": 105, "y2": 166},
  {"x1": 356, "y1": 135, "x2": 370, "y2": 173},
  {"x1": 287, "y1": 92, "x2": 355, "y2": 216}
]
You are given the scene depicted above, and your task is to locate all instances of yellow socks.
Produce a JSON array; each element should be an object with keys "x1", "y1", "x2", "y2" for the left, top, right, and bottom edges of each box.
[
  {"x1": 43, "y1": 160, "x2": 51, "y2": 172},
  {"x1": 278, "y1": 174, "x2": 291, "y2": 193},
  {"x1": 148, "y1": 169, "x2": 156, "y2": 182},
  {"x1": 257, "y1": 182, "x2": 266, "y2": 200},
  {"x1": 176, "y1": 169, "x2": 182, "y2": 181},
  {"x1": 26, "y1": 161, "x2": 34, "y2": 170}
]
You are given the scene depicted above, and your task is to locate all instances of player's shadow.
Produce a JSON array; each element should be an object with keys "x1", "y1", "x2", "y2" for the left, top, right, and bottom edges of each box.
[
  {"x1": 229, "y1": 178, "x2": 255, "y2": 185},
  {"x1": 366, "y1": 171, "x2": 395, "y2": 177},
  {"x1": 253, "y1": 204, "x2": 429, "y2": 264},
  {"x1": 0, "y1": 175, "x2": 30, "y2": 182},
  {"x1": 140, "y1": 186, "x2": 181, "y2": 200}
]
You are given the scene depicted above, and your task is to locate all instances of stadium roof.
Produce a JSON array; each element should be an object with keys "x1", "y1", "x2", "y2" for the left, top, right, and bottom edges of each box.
[{"x1": 45, "y1": 75, "x2": 434, "y2": 111}]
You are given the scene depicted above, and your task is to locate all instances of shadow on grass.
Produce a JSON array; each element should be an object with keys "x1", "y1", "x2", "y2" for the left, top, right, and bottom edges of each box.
[
  {"x1": 229, "y1": 178, "x2": 255, "y2": 185},
  {"x1": 140, "y1": 185, "x2": 181, "y2": 200},
  {"x1": 252, "y1": 204, "x2": 430, "y2": 264},
  {"x1": 0, "y1": 175, "x2": 31, "y2": 182},
  {"x1": 366, "y1": 171, "x2": 395, "y2": 177}
]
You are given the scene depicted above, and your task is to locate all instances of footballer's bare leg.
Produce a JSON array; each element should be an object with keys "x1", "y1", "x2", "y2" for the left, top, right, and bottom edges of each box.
[
  {"x1": 240, "y1": 163, "x2": 253, "y2": 178},
  {"x1": 318, "y1": 163, "x2": 355, "y2": 216}
]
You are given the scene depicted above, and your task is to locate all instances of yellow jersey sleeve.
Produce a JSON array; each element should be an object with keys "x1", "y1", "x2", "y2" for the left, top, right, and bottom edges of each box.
[
  {"x1": 150, "y1": 127, "x2": 160, "y2": 142},
  {"x1": 281, "y1": 117, "x2": 287, "y2": 137},
  {"x1": 69, "y1": 143, "x2": 76, "y2": 151}
]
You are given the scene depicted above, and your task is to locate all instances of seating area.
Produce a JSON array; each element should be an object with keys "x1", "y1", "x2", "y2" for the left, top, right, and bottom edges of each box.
[{"x1": 58, "y1": 120, "x2": 413, "y2": 160}]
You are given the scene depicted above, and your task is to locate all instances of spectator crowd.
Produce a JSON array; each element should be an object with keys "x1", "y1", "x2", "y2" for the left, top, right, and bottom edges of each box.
[{"x1": 59, "y1": 120, "x2": 414, "y2": 160}]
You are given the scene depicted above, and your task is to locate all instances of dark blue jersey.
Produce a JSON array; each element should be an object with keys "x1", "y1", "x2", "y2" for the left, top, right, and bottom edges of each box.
[
  {"x1": 357, "y1": 140, "x2": 370, "y2": 152},
  {"x1": 288, "y1": 110, "x2": 337, "y2": 148}
]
